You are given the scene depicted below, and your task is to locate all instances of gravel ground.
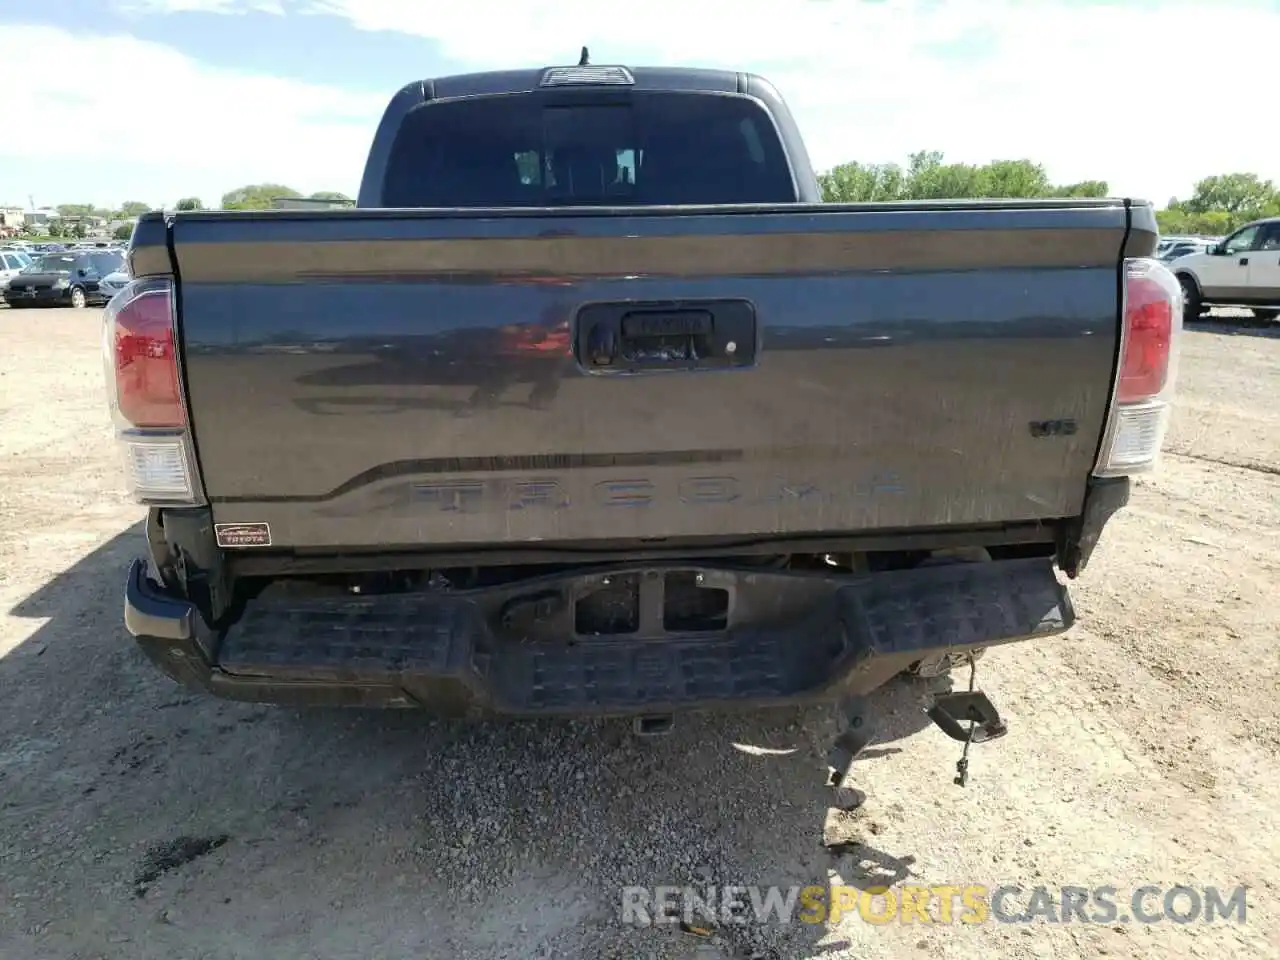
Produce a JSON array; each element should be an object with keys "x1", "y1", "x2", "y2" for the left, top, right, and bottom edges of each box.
[{"x1": 1, "y1": 307, "x2": 1277, "y2": 960}]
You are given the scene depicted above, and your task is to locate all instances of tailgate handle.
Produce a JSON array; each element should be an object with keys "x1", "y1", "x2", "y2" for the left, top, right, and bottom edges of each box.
[
  {"x1": 577, "y1": 299, "x2": 757, "y2": 374},
  {"x1": 621, "y1": 310, "x2": 714, "y2": 341}
]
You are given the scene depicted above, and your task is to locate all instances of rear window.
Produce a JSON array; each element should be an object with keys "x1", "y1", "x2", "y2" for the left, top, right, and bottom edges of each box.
[
  {"x1": 32, "y1": 254, "x2": 83, "y2": 272},
  {"x1": 382, "y1": 92, "x2": 797, "y2": 207},
  {"x1": 90, "y1": 252, "x2": 124, "y2": 274}
]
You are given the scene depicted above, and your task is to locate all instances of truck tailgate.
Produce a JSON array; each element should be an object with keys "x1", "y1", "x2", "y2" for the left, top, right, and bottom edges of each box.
[{"x1": 171, "y1": 202, "x2": 1134, "y2": 550}]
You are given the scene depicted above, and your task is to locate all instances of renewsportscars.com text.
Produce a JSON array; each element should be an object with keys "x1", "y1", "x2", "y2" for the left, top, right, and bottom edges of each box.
[{"x1": 621, "y1": 883, "x2": 1248, "y2": 926}]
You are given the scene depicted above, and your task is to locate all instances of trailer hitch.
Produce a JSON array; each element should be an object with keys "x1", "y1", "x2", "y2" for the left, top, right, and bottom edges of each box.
[
  {"x1": 927, "y1": 691, "x2": 1007, "y2": 745},
  {"x1": 926, "y1": 656, "x2": 1007, "y2": 787}
]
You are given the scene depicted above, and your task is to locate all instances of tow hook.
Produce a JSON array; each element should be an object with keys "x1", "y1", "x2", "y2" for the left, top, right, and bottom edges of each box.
[
  {"x1": 822, "y1": 661, "x2": 1010, "y2": 806},
  {"x1": 927, "y1": 691, "x2": 1008, "y2": 745},
  {"x1": 633, "y1": 714, "x2": 675, "y2": 737},
  {"x1": 926, "y1": 655, "x2": 1008, "y2": 787}
]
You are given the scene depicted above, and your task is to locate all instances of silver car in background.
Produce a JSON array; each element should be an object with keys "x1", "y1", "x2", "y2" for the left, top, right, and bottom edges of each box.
[
  {"x1": 98, "y1": 268, "x2": 132, "y2": 301},
  {"x1": 0, "y1": 249, "x2": 34, "y2": 293},
  {"x1": 1158, "y1": 237, "x2": 1217, "y2": 262}
]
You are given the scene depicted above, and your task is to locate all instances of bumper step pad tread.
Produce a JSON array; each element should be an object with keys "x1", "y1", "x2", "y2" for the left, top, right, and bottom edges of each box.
[
  {"x1": 219, "y1": 596, "x2": 475, "y2": 682},
  {"x1": 493, "y1": 605, "x2": 845, "y2": 711},
  {"x1": 851, "y1": 559, "x2": 1072, "y2": 655}
]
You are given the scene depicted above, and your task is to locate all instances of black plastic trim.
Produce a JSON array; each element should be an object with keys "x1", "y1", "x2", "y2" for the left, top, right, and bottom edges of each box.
[
  {"x1": 1056, "y1": 476, "x2": 1130, "y2": 578},
  {"x1": 124, "y1": 559, "x2": 193, "y2": 642}
]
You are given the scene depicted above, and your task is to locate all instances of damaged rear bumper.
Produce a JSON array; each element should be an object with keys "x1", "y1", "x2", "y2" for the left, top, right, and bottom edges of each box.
[{"x1": 124, "y1": 556, "x2": 1074, "y2": 713}]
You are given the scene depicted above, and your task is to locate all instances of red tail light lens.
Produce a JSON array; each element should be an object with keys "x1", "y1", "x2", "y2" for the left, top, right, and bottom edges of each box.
[
  {"x1": 1117, "y1": 260, "x2": 1178, "y2": 404},
  {"x1": 1095, "y1": 258, "x2": 1183, "y2": 478},
  {"x1": 104, "y1": 278, "x2": 184, "y2": 428}
]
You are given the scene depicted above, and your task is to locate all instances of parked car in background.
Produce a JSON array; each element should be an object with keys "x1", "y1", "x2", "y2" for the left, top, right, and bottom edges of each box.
[
  {"x1": 2, "y1": 249, "x2": 125, "y2": 309},
  {"x1": 1, "y1": 248, "x2": 34, "y2": 292},
  {"x1": 1170, "y1": 216, "x2": 1280, "y2": 322},
  {"x1": 1158, "y1": 237, "x2": 1215, "y2": 262},
  {"x1": 97, "y1": 267, "x2": 131, "y2": 301}
]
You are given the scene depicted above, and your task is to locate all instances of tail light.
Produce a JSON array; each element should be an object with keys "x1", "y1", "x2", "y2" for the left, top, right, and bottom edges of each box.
[
  {"x1": 102, "y1": 278, "x2": 202, "y2": 504},
  {"x1": 1094, "y1": 258, "x2": 1183, "y2": 476}
]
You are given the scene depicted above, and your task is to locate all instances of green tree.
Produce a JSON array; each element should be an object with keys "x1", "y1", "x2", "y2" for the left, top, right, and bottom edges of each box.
[
  {"x1": 1155, "y1": 207, "x2": 1234, "y2": 236},
  {"x1": 975, "y1": 159, "x2": 1053, "y2": 198},
  {"x1": 1159, "y1": 173, "x2": 1280, "y2": 235},
  {"x1": 1050, "y1": 181, "x2": 1109, "y2": 198},
  {"x1": 817, "y1": 151, "x2": 1099, "y2": 203},
  {"x1": 71, "y1": 223, "x2": 87, "y2": 239},
  {"x1": 902, "y1": 150, "x2": 977, "y2": 199},
  {"x1": 819, "y1": 161, "x2": 906, "y2": 202},
  {"x1": 174, "y1": 197, "x2": 204, "y2": 211},
  {"x1": 220, "y1": 183, "x2": 301, "y2": 210},
  {"x1": 56, "y1": 203, "x2": 95, "y2": 218},
  {"x1": 1181, "y1": 173, "x2": 1278, "y2": 217},
  {"x1": 113, "y1": 223, "x2": 134, "y2": 241},
  {"x1": 117, "y1": 201, "x2": 150, "y2": 217}
]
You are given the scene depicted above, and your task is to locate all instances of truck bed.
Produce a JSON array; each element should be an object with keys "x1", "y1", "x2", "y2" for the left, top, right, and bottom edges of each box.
[{"x1": 159, "y1": 199, "x2": 1147, "y2": 553}]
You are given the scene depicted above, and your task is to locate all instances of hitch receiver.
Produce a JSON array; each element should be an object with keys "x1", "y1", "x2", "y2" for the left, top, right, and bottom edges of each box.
[{"x1": 633, "y1": 714, "x2": 674, "y2": 737}]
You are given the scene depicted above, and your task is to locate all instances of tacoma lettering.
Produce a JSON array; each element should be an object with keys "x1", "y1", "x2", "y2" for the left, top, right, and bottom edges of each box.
[{"x1": 410, "y1": 475, "x2": 904, "y2": 513}]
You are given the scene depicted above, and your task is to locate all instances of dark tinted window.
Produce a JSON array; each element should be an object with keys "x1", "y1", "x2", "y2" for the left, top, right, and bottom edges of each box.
[
  {"x1": 382, "y1": 92, "x2": 797, "y2": 207},
  {"x1": 31, "y1": 254, "x2": 87, "y2": 272},
  {"x1": 90, "y1": 252, "x2": 124, "y2": 274}
]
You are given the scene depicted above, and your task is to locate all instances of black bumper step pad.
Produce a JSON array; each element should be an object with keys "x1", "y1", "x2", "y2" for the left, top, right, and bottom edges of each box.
[
  {"x1": 490, "y1": 604, "x2": 846, "y2": 712},
  {"x1": 218, "y1": 595, "x2": 476, "y2": 683},
  {"x1": 213, "y1": 558, "x2": 1071, "y2": 714}
]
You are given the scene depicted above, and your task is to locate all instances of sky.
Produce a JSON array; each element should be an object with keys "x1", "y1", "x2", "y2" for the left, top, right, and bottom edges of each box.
[{"x1": 2, "y1": 0, "x2": 1278, "y2": 211}]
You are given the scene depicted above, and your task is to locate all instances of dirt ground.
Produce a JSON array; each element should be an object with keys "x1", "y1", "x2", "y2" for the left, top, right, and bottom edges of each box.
[{"x1": 1, "y1": 307, "x2": 1277, "y2": 960}]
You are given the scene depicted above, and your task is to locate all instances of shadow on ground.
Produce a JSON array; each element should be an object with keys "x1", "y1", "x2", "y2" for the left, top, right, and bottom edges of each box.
[
  {"x1": 2, "y1": 524, "x2": 949, "y2": 960},
  {"x1": 1188, "y1": 315, "x2": 1280, "y2": 339}
]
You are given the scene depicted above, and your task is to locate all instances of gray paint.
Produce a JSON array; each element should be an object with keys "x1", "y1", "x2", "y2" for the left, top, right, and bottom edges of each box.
[
  {"x1": 157, "y1": 202, "x2": 1133, "y2": 549},
  {"x1": 121, "y1": 64, "x2": 1154, "y2": 554}
]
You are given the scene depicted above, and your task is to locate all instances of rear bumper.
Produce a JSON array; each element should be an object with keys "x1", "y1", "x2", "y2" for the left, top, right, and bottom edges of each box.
[
  {"x1": 3, "y1": 288, "x2": 71, "y2": 306},
  {"x1": 125, "y1": 555, "x2": 1074, "y2": 713}
]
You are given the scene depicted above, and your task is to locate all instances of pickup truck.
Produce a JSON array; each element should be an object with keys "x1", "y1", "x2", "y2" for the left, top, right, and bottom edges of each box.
[
  {"x1": 110, "y1": 61, "x2": 1182, "y2": 787},
  {"x1": 1169, "y1": 215, "x2": 1280, "y2": 322}
]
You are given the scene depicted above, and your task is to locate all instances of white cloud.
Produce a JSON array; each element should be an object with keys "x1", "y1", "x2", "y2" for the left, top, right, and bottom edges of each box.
[
  {"x1": 5, "y1": 2, "x2": 1280, "y2": 207},
  {"x1": 297, "y1": 0, "x2": 1280, "y2": 203},
  {"x1": 0, "y1": 24, "x2": 380, "y2": 207}
]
